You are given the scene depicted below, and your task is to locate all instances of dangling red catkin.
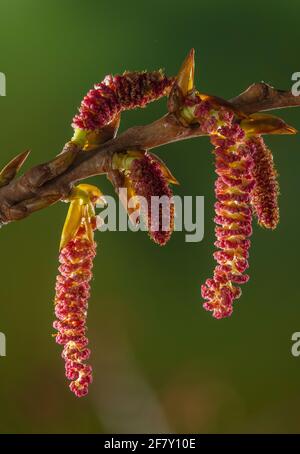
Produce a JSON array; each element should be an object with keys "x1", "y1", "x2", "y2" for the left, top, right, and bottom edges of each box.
[
  {"x1": 202, "y1": 127, "x2": 255, "y2": 319},
  {"x1": 183, "y1": 97, "x2": 255, "y2": 318},
  {"x1": 53, "y1": 220, "x2": 96, "y2": 397},
  {"x1": 246, "y1": 135, "x2": 280, "y2": 229},
  {"x1": 129, "y1": 153, "x2": 175, "y2": 246}
]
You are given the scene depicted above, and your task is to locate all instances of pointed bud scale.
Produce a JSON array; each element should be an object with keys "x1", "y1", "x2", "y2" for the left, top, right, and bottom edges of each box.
[
  {"x1": 176, "y1": 49, "x2": 195, "y2": 96},
  {"x1": 54, "y1": 184, "x2": 101, "y2": 397},
  {"x1": 59, "y1": 199, "x2": 84, "y2": 251},
  {"x1": 168, "y1": 49, "x2": 195, "y2": 115},
  {"x1": 0, "y1": 150, "x2": 30, "y2": 187},
  {"x1": 60, "y1": 184, "x2": 103, "y2": 250},
  {"x1": 241, "y1": 113, "x2": 297, "y2": 135}
]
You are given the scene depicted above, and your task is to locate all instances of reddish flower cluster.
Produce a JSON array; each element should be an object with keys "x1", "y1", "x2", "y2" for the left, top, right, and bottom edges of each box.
[
  {"x1": 180, "y1": 83, "x2": 289, "y2": 318},
  {"x1": 54, "y1": 221, "x2": 96, "y2": 397},
  {"x1": 202, "y1": 130, "x2": 255, "y2": 319},
  {"x1": 129, "y1": 153, "x2": 174, "y2": 245},
  {"x1": 72, "y1": 71, "x2": 174, "y2": 131},
  {"x1": 47, "y1": 51, "x2": 295, "y2": 401},
  {"x1": 184, "y1": 97, "x2": 255, "y2": 318},
  {"x1": 246, "y1": 136, "x2": 279, "y2": 229},
  {"x1": 206, "y1": 138, "x2": 254, "y2": 316}
]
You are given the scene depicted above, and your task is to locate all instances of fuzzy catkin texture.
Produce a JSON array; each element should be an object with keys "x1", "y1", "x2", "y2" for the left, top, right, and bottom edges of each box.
[
  {"x1": 54, "y1": 224, "x2": 96, "y2": 397},
  {"x1": 129, "y1": 153, "x2": 174, "y2": 246},
  {"x1": 189, "y1": 99, "x2": 255, "y2": 318},
  {"x1": 202, "y1": 131, "x2": 255, "y2": 319},
  {"x1": 72, "y1": 71, "x2": 174, "y2": 131},
  {"x1": 246, "y1": 136, "x2": 279, "y2": 229}
]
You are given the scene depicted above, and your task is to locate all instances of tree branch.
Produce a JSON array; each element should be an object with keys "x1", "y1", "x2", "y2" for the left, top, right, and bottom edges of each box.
[
  {"x1": 229, "y1": 82, "x2": 300, "y2": 113},
  {"x1": 0, "y1": 82, "x2": 299, "y2": 224}
]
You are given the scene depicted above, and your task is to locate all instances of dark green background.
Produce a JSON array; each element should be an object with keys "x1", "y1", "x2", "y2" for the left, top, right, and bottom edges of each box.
[{"x1": 0, "y1": 0, "x2": 299, "y2": 434}]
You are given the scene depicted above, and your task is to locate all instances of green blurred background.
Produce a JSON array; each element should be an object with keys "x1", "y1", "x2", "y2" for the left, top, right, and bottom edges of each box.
[{"x1": 0, "y1": 0, "x2": 299, "y2": 434}]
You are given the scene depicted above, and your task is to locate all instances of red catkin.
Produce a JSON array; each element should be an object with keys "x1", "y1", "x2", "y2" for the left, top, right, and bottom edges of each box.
[
  {"x1": 72, "y1": 71, "x2": 174, "y2": 131},
  {"x1": 185, "y1": 96, "x2": 255, "y2": 318},
  {"x1": 53, "y1": 221, "x2": 96, "y2": 397},
  {"x1": 202, "y1": 130, "x2": 254, "y2": 319},
  {"x1": 201, "y1": 129, "x2": 254, "y2": 318},
  {"x1": 129, "y1": 153, "x2": 174, "y2": 246},
  {"x1": 246, "y1": 136, "x2": 279, "y2": 229}
]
